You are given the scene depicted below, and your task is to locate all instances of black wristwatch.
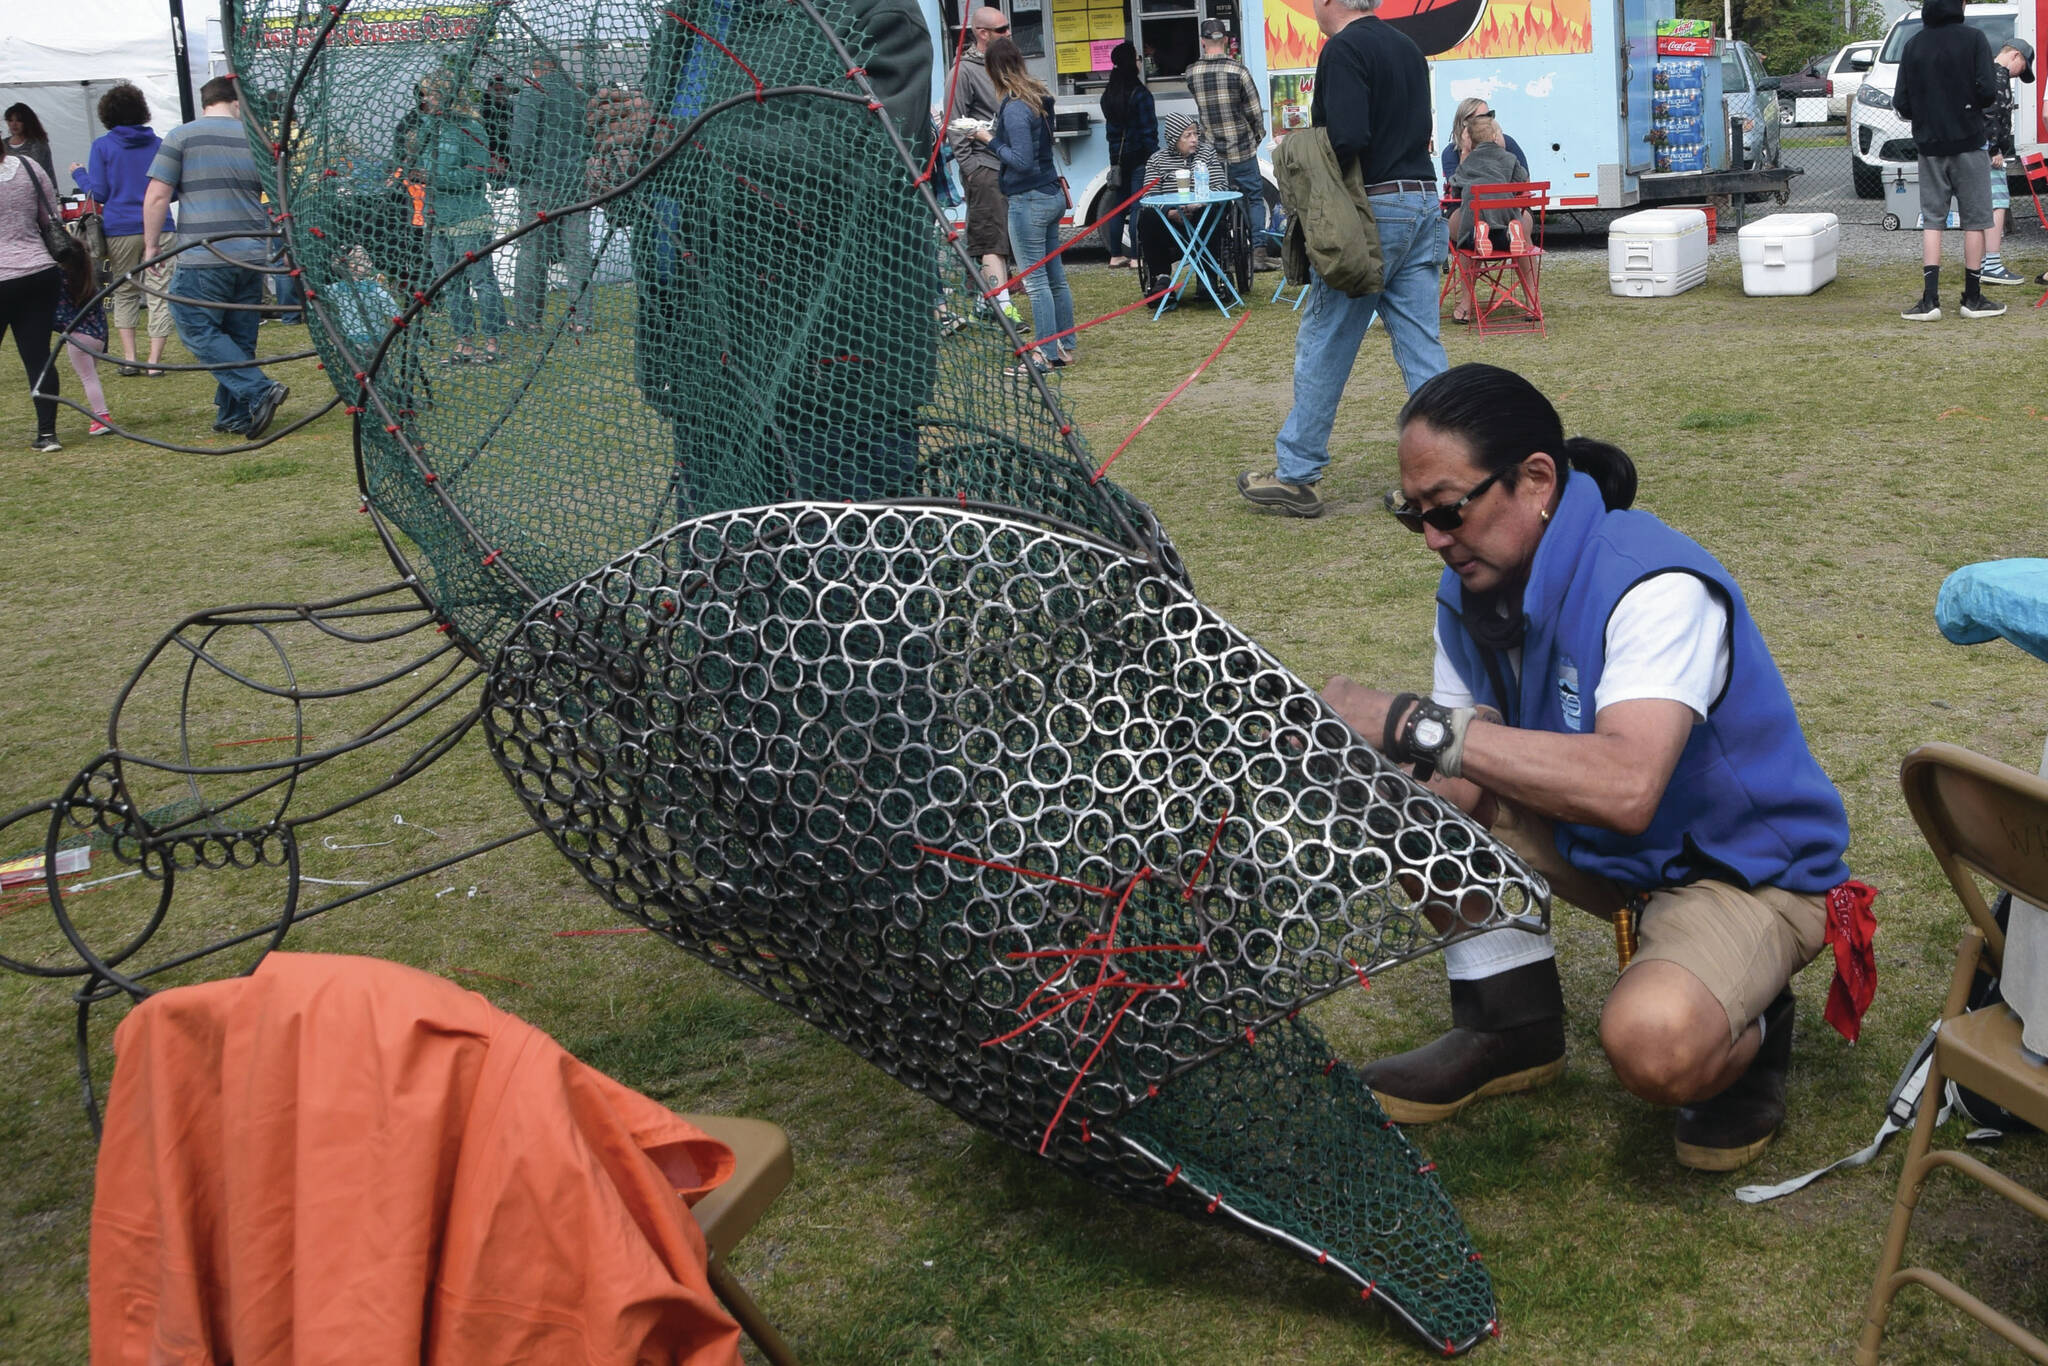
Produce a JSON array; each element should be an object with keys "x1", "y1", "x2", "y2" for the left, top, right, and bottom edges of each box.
[{"x1": 1393, "y1": 694, "x2": 1456, "y2": 782}]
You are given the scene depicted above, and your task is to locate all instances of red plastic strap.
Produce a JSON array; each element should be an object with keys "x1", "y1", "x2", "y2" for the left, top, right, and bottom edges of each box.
[
  {"x1": 1417, "y1": 1161, "x2": 1437, "y2": 1175},
  {"x1": 1243, "y1": 1027, "x2": 1256, "y2": 1047},
  {"x1": 1015, "y1": 284, "x2": 1173, "y2": 357},
  {"x1": 1205, "y1": 1196, "x2": 1220, "y2": 1213},
  {"x1": 1079, "y1": 1120, "x2": 1090, "y2": 1143},
  {"x1": 481, "y1": 550, "x2": 501, "y2": 566},
  {"x1": 1316, "y1": 1251, "x2": 1328, "y2": 1265},
  {"x1": 1362, "y1": 1281, "x2": 1376, "y2": 1299},
  {"x1": 308, "y1": 226, "x2": 326, "y2": 237},
  {"x1": 1164, "y1": 1164, "x2": 1181, "y2": 1187},
  {"x1": 986, "y1": 177, "x2": 1160, "y2": 299},
  {"x1": 1322, "y1": 1058, "x2": 1337, "y2": 1075},
  {"x1": 665, "y1": 11, "x2": 765, "y2": 100},
  {"x1": 1349, "y1": 959, "x2": 1371, "y2": 990},
  {"x1": 1183, "y1": 808, "x2": 1229, "y2": 900},
  {"x1": 1093, "y1": 309, "x2": 1249, "y2": 484},
  {"x1": 535, "y1": 209, "x2": 550, "y2": 222}
]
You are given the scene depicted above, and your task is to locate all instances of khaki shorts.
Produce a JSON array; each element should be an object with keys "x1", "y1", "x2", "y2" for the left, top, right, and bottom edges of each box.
[
  {"x1": 104, "y1": 232, "x2": 177, "y2": 339},
  {"x1": 962, "y1": 163, "x2": 1012, "y2": 261},
  {"x1": 1493, "y1": 802, "x2": 1828, "y2": 1040}
]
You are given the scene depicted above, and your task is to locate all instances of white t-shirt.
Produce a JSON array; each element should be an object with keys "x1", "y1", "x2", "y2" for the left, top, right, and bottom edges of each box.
[{"x1": 1431, "y1": 572, "x2": 1732, "y2": 723}]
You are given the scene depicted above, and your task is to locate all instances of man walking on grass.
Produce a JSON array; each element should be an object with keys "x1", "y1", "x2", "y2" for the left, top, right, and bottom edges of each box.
[
  {"x1": 1236, "y1": 0, "x2": 1446, "y2": 520},
  {"x1": 1185, "y1": 19, "x2": 1274, "y2": 269},
  {"x1": 143, "y1": 75, "x2": 291, "y2": 437},
  {"x1": 1893, "y1": 0, "x2": 2005, "y2": 320}
]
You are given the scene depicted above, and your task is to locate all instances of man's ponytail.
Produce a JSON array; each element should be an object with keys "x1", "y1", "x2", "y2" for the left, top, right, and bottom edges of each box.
[{"x1": 1559, "y1": 436, "x2": 1636, "y2": 511}]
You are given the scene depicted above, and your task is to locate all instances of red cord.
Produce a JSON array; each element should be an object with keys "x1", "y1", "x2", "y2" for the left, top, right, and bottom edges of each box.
[
  {"x1": 1091, "y1": 310, "x2": 1250, "y2": 484},
  {"x1": 1014, "y1": 285, "x2": 1173, "y2": 356},
  {"x1": 984, "y1": 177, "x2": 1160, "y2": 299},
  {"x1": 664, "y1": 11, "x2": 764, "y2": 100}
]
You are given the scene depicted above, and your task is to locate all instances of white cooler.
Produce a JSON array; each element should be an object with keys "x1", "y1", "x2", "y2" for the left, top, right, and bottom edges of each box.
[
  {"x1": 1608, "y1": 208, "x2": 1709, "y2": 297},
  {"x1": 1738, "y1": 212, "x2": 1839, "y2": 295}
]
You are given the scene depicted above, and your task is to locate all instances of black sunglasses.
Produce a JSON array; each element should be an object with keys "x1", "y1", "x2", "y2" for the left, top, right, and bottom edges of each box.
[
  {"x1": 1383, "y1": 463, "x2": 1516, "y2": 533},
  {"x1": 978, "y1": 22, "x2": 1011, "y2": 32}
]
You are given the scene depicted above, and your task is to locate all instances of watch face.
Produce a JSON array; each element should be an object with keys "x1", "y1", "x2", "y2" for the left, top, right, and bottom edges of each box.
[{"x1": 1413, "y1": 717, "x2": 1447, "y2": 750}]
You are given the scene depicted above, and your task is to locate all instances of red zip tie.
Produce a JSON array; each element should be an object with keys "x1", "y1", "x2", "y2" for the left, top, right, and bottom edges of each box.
[
  {"x1": 1163, "y1": 1164, "x2": 1181, "y2": 1186},
  {"x1": 481, "y1": 550, "x2": 501, "y2": 566},
  {"x1": 1417, "y1": 1162, "x2": 1437, "y2": 1175},
  {"x1": 1079, "y1": 1120, "x2": 1090, "y2": 1143},
  {"x1": 914, "y1": 844, "x2": 1113, "y2": 897},
  {"x1": 435, "y1": 622, "x2": 452, "y2": 634},
  {"x1": 665, "y1": 11, "x2": 765, "y2": 100},
  {"x1": 985, "y1": 177, "x2": 1160, "y2": 299},
  {"x1": 1489, "y1": 1321, "x2": 1501, "y2": 1339},
  {"x1": 288, "y1": 267, "x2": 302, "y2": 278},
  {"x1": 1205, "y1": 1196, "x2": 1220, "y2": 1213},
  {"x1": 1243, "y1": 1027, "x2": 1256, "y2": 1047},
  {"x1": 1363, "y1": 1281, "x2": 1376, "y2": 1299},
  {"x1": 1317, "y1": 1251, "x2": 1328, "y2": 1265},
  {"x1": 1349, "y1": 959, "x2": 1371, "y2": 989},
  {"x1": 1184, "y1": 808, "x2": 1229, "y2": 900},
  {"x1": 1322, "y1": 1058, "x2": 1337, "y2": 1075},
  {"x1": 1092, "y1": 310, "x2": 1249, "y2": 484},
  {"x1": 1443, "y1": 1340, "x2": 1455, "y2": 1356},
  {"x1": 1146, "y1": 1083, "x2": 1158, "y2": 1097},
  {"x1": 302, "y1": 285, "x2": 316, "y2": 298},
  {"x1": 308, "y1": 225, "x2": 326, "y2": 237},
  {"x1": 535, "y1": 209, "x2": 550, "y2": 222},
  {"x1": 1015, "y1": 285, "x2": 1173, "y2": 356},
  {"x1": 1469, "y1": 1251, "x2": 1484, "y2": 1262}
]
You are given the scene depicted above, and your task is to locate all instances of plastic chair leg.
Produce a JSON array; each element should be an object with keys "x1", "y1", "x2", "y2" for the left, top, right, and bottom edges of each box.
[{"x1": 708, "y1": 1255, "x2": 800, "y2": 1366}]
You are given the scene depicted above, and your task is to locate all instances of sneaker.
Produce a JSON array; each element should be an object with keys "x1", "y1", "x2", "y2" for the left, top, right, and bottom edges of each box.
[
  {"x1": 1980, "y1": 264, "x2": 2025, "y2": 285},
  {"x1": 1960, "y1": 294, "x2": 2007, "y2": 318},
  {"x1": 31, "y1": 433, "x2": 61, "y2": 453},
  {"x1": 1000, "y1": 302, "x2": 1024, "y2": 326},
  {"x1": 1900, "y1": 296, "x2": 1941, "y2": 321},
  {"x1": 243, "y1": 382, "x2": 290, "y2": 440},
  {"x1": 1236, "y1": 470, "x2": 1326, "y2": 518},
  {"x1": 2036, "y1": 270, "x2": 2048, "y2": 287},
  {"x1": 88, "y1": 412, "x2": 113, "y2": 436}
]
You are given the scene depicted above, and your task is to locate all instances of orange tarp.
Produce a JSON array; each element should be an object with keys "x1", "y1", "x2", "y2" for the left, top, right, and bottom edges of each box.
[{"x1": 89, "y1": 952, "x2": 744, "y2": 1366}]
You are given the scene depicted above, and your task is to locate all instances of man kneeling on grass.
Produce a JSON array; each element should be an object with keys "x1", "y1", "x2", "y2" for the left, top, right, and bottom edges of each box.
[{"x1": 1321, "y1": 364, "x2": 1870, "y2": 1173}]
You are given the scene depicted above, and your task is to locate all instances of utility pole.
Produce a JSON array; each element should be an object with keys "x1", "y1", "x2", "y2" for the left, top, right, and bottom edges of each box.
[
  {"x1": 168, "y1": 0, "x2": 198, "y2": 123},
  {"x1": 1724, "y1": 0, "x2": 1734, "y2": 40}
]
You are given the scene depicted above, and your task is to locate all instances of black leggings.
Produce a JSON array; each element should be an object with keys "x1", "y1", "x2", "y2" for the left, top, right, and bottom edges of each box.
[{"x1": 0, "y1": 267, "x2": 60, "y2": 437}]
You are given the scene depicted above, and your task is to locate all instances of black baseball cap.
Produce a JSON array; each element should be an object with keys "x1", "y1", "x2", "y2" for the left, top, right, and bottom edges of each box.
[
  {"x1": 1198, "y1": 19, "x2": 1230, "y2": 39},
  {"x1": 2004, "y1": 36, "x2": 2035, "y2": 83}
]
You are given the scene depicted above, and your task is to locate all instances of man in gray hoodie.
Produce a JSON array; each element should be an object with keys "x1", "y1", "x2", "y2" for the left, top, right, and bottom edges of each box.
[{"x1": 948, "y1": 7, "x2": 1018, "y2": 318}]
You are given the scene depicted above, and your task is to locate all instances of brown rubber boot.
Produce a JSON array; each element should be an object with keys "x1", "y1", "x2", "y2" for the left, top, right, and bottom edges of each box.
[
  {"x1": 1360, "y1": 959, "x2": 1567, "y2": 1124},
  {"x1": 1674, "y1": 988, "x2": 1794, "y2": 1172}
]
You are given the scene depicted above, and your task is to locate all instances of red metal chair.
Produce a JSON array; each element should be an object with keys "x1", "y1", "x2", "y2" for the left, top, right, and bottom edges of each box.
[
  {"x1": 2023, "y1": 155, "x2": 2048, "y2": 309},
  {"x1": 1440, "y1": 181, "x2": 1550, "y2": 337}
]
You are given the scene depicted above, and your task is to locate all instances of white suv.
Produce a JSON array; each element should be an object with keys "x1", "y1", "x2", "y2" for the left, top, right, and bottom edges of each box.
[
  {"x1": 1827, "y1": 41, "x2": 1880, "y2": 118},
  {"x1": 1850, "y1": 4, "x2": 2022, "y2": 198}
]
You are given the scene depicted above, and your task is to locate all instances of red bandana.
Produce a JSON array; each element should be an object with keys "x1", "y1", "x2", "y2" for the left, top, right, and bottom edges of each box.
[{"x1": 1822, "y1": 879, "x2": 1880, "y2": 1042}]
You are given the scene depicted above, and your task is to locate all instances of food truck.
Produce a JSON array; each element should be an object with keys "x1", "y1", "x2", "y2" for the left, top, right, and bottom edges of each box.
[{"x1": 930, "y1": 0, "x2": 1795, "y2": 234}]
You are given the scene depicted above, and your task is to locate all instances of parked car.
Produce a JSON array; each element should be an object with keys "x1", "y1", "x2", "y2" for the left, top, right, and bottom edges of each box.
[
  {"x1": 1850, "y1": 4, "x2": 2024, "y2": 198},
  {"x1": 1722, "y1": 39, "x2": 1783, "y2": 171},
  {"x1": 1826, "y1": 40, "x2": 1880, "y2": 118},
  {"x1": 1777, "y1": 53, "x2": 1832, "y2": 118}
]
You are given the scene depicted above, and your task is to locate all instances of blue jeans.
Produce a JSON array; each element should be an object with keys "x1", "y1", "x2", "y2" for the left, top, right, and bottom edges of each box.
[
  {"x1": 1228, "y1": 156, "x2": 1267, "y2": 237},
  {"x1": 1273, "y1": 190, "x2": 1448, "y2": 485},
  {"x1": 1006, "y1": 186, "x2": 1075, "y2": 361},
  {"x1": 169, "y1": 265, "x2": 272, "y2": 430},
  {"x1": 270, "y1": 241, "x2": 303, "y2": 323},
  {"x1": 430, "y1": 233, "x2": 507, "y2": 338}
]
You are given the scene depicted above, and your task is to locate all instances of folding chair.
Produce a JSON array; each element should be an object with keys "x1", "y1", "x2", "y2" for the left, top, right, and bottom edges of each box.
[
  {"x1": 2024, "y1": 155, "x2": 2048, "y2": 309},
  {"x1": 1440, "y1": 181, "x2": 1550, "y2": 337},
  {"x1": 1855, "y1": 744, "x2": 2048, "y2": 1364},
  {"x1": 684, "y1": 1113, "x2": 801, "y2": 1365}
]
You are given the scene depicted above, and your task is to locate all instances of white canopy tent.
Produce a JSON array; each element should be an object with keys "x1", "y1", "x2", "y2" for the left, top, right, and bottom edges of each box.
[{"x1": 0, "y1": 0, "x2": 210, "y2": 185}]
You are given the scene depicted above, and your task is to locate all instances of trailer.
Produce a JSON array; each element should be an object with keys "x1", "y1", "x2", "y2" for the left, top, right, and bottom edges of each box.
[{"x1": 932, "y1": 0, "x2": 1795, "y2": 240}]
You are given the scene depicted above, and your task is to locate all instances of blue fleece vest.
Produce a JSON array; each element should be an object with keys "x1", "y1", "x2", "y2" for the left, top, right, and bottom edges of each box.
[{"x1": 1436, "y1": 475, "x2": 1851, "y2": 894}]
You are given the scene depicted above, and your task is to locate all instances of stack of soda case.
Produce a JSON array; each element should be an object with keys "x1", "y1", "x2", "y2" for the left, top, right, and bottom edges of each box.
[{"x1": 1651, "y1": 57, "x2": 1711, "y2": 173}]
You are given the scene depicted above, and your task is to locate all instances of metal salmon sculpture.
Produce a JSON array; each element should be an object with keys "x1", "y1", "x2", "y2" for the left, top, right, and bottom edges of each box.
[{"x1": 0, "y1": 0, "x2": 1548, "y2": 1351}]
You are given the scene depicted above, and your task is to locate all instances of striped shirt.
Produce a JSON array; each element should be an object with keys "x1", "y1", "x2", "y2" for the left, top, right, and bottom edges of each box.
[{"x1": 148, "y1": 116, "x2": 269, "y2": 266}]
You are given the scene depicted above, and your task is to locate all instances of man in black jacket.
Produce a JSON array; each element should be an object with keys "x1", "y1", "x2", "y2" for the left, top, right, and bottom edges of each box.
[
  {"x1": 1893, "y1": 0, "x2": 2004, "y2": 320},
  {"x1": 1235, "y1": 0, "x2": 1446, "y2": 520}
]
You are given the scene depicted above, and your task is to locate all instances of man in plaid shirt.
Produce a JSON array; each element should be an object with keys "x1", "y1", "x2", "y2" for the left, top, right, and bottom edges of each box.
[{"x1": 1186, "y1": 19, "x2": 1272, "y2": 266}]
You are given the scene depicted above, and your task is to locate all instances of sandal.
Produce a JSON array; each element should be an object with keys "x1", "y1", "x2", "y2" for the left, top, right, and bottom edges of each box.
[
  {"x1": 1003, "y1": 354, "x2": 1049, "y2": 380},
  {"x1": 1107, "y1": 256, "x2": 1131, "y2": 269}
]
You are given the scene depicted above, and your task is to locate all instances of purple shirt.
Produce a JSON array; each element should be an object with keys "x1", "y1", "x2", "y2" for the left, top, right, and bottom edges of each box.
[{"x1": 0, "y1": 155, "x2": 61, "y2": 283}]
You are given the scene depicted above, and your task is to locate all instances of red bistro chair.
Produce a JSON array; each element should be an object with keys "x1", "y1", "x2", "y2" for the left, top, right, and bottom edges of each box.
[{"x1": 1440, "y1": 181, "x2": 1550, "y2": 337}]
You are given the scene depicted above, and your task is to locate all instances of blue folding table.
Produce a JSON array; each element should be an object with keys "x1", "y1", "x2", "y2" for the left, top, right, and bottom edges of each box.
[{"x1": 1139, "y1": 189, "x2": 1244, "y2": 319}]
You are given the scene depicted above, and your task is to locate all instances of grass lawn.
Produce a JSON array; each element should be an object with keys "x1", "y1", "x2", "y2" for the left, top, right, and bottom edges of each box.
[{"x1": 4, "y1": 250, "x2": 2047, "y2": 1363}]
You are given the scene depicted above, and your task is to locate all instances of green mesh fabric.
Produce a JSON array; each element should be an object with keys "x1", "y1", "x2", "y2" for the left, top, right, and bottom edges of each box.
[{"x1": 224, "y1": 1, "x2": 1541, "y2": 1350}]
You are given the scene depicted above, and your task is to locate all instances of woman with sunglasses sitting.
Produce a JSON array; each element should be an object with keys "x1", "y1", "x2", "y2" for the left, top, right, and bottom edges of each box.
[{"x1": 1321, "y1": 363, "x2": 1860, "y2": 1174}]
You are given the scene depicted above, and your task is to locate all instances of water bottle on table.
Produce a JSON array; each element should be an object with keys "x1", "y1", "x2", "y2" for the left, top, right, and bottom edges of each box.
[{"x1": 1193, "y1": 161, "x2": 1210, "y2": 195}]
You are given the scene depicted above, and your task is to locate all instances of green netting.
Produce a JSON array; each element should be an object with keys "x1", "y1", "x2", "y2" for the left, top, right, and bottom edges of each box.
[{"x1": 223, "y1": 1, "x2": 1543, "y2": 1350}]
